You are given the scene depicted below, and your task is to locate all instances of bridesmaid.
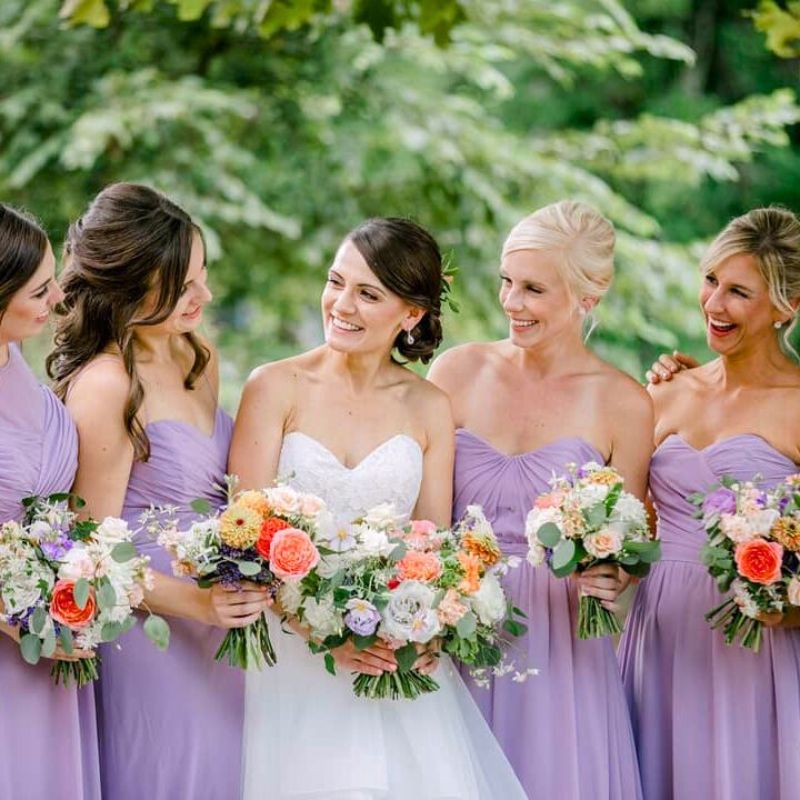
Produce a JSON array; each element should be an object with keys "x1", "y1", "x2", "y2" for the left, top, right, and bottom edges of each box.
[
  {"x1": 47, "y1": 183, "x2": 269, "y2": 800},
  {"x1": 0, "y1": 204, "x2": 100, "y2": 799},
  {"x1": 429, "y1": 200, "x2": 650, "y2": 799},
  {"x1": 618, "y1": 207, "x2": 800, "y2": 800}
]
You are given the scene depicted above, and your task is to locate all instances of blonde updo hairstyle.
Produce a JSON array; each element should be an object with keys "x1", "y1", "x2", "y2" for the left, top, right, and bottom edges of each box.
[
  {"x1": 700, "y1": 207, "x2": 800, "y2": 356},
  {"x1": 502, "y1": 200, "x2": 615, "y2": 335}
]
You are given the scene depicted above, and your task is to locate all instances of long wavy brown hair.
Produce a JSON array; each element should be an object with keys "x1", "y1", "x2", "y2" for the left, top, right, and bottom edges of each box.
[{"x1": 47, "y1": 183, "x2": 210, "y2": 461}]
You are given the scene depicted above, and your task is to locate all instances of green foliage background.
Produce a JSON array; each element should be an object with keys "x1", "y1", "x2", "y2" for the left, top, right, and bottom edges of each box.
[{"x1": 2, "y1": 0, "x2": 799, "y2": 407}]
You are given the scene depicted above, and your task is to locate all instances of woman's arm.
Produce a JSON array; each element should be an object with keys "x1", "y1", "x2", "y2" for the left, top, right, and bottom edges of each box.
[
  {"x1": 228, "y1": 363, "x2": 292, "y2": 491},
  {"x1": 577, "y1": 380, "x2": 655, "y2": 608},
  {"x1": 67, "y1": 358, "x2": 266, "y2": 628},
  {"x1": 412, "y1": 386, "x2": 455, "y2": 527}
]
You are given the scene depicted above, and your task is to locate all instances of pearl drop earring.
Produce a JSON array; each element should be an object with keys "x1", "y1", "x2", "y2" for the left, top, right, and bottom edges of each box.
[{"x1": 406, "y1": 330, "x2": 415, "y2": 345}]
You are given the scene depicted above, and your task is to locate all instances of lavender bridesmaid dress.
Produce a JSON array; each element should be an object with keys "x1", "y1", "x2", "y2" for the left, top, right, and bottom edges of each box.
[
  {"x1": 618, "y1": 434, "x2": 800, "y2": 800},
  {"x1": 95, "y1": 409, "x2": 245, "y2": 800},
  {"x1": 0, "y1": 343, "x2": 101, "y2": 799},
  {"x1": 453, "y1": 429, "x2": 643, "y2": 800}
]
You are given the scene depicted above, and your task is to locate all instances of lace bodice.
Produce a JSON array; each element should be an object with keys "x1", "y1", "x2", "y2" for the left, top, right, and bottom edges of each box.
[{"x1": 277, "y1": 431, "x2": 423, "y2": 525}]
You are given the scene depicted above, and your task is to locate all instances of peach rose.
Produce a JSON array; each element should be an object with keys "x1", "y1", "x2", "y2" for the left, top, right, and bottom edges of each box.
[
  {"x1": 269, "y1": 528, "x2": 320, "y2": 580},
  {"x1": 397, "y1": 551, "x2": 442, "y2": 583},
  {"x1": 299, "y1": 494, "x2": 326, "y2": 518},
  {"x1": 256, "y1": 517, "x2": 292, "y2": 560},
  {"x1": 49, "y1": 580, "x2": 96, "y2": 629},
  {"x1": 584, "y1": 526, "x2": 624, "y2": 559},
  {"x1": 264, "y1": 486, "x2": 300, "y2": 516},
  {"x1": 734, "y1": 538, "x2": 783, "y2": 585},
  {"x1": 437, "y1": 588, "x2": 468, "y2": 625}
]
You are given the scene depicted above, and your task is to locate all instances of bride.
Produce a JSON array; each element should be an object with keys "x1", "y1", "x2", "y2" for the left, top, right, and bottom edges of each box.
[{"x1": 229, "y1": 218, "x2": 526, "y2": 799}]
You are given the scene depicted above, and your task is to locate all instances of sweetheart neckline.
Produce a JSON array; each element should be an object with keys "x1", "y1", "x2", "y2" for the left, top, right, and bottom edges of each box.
[
  {"x1": 456, "y1": 428, "x2": 607, "y2": 463},
  {"x1": 658, "y1": 432, "x2": 800, "y2": 467},
  {"x1": 145, "y1": 406, "x2": 226, "y2": 440},
  {"x1": 282, "y1": 430, "x2": 422, "y2": 472}
]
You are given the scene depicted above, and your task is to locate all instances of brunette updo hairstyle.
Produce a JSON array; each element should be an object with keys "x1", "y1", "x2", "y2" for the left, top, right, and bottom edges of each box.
[
  {"x1": 347, "y1": 218, "x2": 444, "y2": 364},
  {"x1": 0, "y1": 204, "x2": 48, "y2": 321},
  {"x1": 47, "y1": 183, "x2": 209, "y2": 461}
]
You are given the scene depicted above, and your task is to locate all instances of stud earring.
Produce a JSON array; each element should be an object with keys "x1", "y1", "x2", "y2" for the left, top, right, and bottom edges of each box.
[{"x1": 774, "y1": 321, "x2": 784, "y2": 329}]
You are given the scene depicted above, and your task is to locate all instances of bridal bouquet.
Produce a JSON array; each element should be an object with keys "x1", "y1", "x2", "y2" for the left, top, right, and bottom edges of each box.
[
  {"x1": 151, "y1": 482, "x2": 324, "y2": 669},
  {"x1": 526, "y1": 462, "x2": 659, "y2": 639},
  {"x1": 283, "y1": 503, "x2": 527, "y2": 700},
  {"x1": 692, "y1": 474, "x2": 800, "y2": 652},
  {"x1": 0, "y1": 493, "x2": 167, "y2": 687}
]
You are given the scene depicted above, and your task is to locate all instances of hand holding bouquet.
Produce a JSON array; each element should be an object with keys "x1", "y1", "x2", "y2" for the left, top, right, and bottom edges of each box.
[
  {"x1": 0, "y1": 493, "x2": 167, "y2": 687},
  {"x1": 151, "y1": 481, "x2": 324, "y2": 669},
  {"x1": 526, "y1": 462, "x2": 659, "y2": 639},
  {"x1": 283, "y1": 503, "x2": 527, "y2": 700},
  {"x1": 692, "y1": 474, "x2": 800, "y2": 651}
]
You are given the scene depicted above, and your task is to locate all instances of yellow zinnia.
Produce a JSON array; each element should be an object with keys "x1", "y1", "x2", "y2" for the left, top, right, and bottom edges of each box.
[{"x1": 219, "y1": 503, "x2": 261, "y2": 549}]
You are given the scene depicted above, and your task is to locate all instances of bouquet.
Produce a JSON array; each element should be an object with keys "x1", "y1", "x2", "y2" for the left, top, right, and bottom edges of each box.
[
  {"x1": 283, "y1": 503, "x2": 528, "y2": 700},
  {"x1": 526, "y1": 462, "x2": 659, "y2": 639},
  {"x1": 0, "y1": 493, "x2": 168, "y2": 687},
  {"x1": 151, "y1": 482, "x2": 324, "y2": 669},
  {"x1": 692, "y1": 474, "x2": 800, "y2": 652}
]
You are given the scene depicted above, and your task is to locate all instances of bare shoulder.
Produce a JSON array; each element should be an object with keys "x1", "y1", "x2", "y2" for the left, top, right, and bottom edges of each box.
[
  {"x1": 244, "y1": 350, "x2": 318, "y2": 394},
  {"x1": 593, "y1": 360, "x2": 653, "y2": 422},
  {"x1": 427, "y1": 341, "x2": 499, "y2": 388},
  {"x1": 404, "y1": 369, "x2": 453, "y2": 415},
  {"x1": 67, "y1": 356, "x2": 130, "y2": 416},
  {"x1": 646, "y1": 359, "x2": 708, "y2": 412}
]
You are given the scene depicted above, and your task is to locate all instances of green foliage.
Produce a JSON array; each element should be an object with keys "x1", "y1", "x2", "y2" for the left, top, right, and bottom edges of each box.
[
  {"x1": 751, "y1": 0, "x2": 800, "y2": 57},
  {"x1": 1, "y1": 0, "x2": 798, "y2": 399}
]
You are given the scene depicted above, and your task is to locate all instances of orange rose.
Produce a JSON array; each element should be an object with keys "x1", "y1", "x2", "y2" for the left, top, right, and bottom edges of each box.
[
  {"x1": 734, "y1": 538, "x2": 784, "y2": 585},
  {"x1": 397, "y1": 551, "x2": 442, "y2": 583},
  {"x1": 256, "y1": 517, "x2": 292, "y2": 559},
  {"x1": 269, "y1": 528, "x2": 320, "y2": 580},
  {"x1": 50, "y1": 580, "x2": 96, "y2": 629}
]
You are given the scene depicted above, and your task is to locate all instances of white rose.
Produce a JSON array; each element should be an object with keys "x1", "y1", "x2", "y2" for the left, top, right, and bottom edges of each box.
[
  {"x1": 362, "y1": 503, "x2": 399, "y2": 529},
  {"x1": 584, "y1": 526, "x2": 624, "y2": 559},
  {"x1": 95, "y1": 517, "x2": 132, "y2": 544},
  {"x1": 58, "y1": 547, "x2": 96, "y2": 581},
  {"x1": 298, "y1": 493, "x2": 326, "y2": 518},
  {"x1": 264, "y1": 486, "x2": 301, "y2": 516},
  {"x1": 470, "y1": 573, "x2": 506, "y2": 626},
  {"x1": 381, "y1": 581, "x2": 441, "y2": 644}
]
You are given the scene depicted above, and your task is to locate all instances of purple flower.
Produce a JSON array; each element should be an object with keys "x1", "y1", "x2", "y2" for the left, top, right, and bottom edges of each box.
[
  {"x1": 702, "y1": 487, "x2": 737, "y2": 516},
  {"x1": 344, "y1": 598, "x2": 381, "y2": 636},
  {"x1": 41, "y1": 537, "x2": 73, "y2": 560}
]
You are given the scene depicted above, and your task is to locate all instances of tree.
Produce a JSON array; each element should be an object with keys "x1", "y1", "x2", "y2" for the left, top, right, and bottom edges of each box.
[{"x1": 2, "y1": 0, "x2": 798, "y2": 399}]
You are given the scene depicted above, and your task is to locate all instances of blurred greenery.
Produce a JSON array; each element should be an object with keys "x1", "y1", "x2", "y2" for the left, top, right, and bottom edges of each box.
[{"x1": 2, "y1": 0, "x2": 799, "y2": 409}]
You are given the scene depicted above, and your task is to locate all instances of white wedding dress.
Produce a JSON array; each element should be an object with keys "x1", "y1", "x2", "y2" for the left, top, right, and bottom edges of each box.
[{"x1": 242, "y1": 431, "x2": 527, "y2": 800}]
